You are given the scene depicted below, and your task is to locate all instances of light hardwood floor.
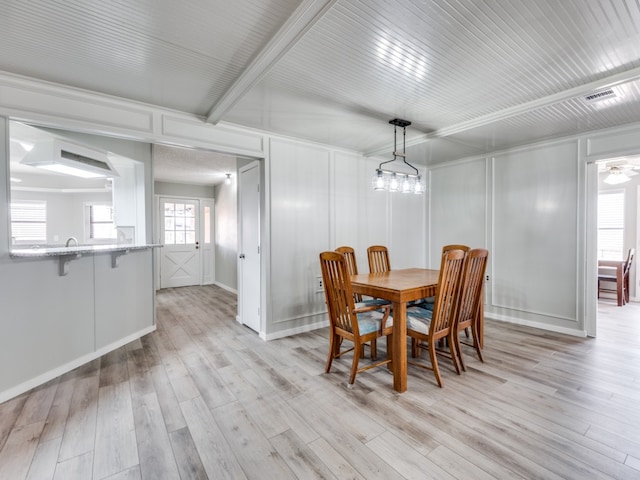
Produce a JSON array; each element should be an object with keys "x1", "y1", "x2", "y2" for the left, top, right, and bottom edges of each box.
[{"x1": 1, "y1": 286, "x2": 640, "y2": 479}]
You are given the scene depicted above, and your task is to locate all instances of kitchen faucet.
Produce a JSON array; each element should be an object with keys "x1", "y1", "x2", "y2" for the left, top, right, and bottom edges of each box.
[{"x1": 65, "y1": 236, "x2": 79, "y2": 247}]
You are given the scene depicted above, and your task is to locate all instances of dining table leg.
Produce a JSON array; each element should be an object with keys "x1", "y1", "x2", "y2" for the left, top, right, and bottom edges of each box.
[{"x1": 392, "y1": 300, "x2": 407, "y2": 392}]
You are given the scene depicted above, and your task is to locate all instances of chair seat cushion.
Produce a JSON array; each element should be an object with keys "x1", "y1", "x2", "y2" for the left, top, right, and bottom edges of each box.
[
  {"x1": 409, "y1": 300, "x2": 434, "y2": 311},
  {"x1": 406, "y1": 305, "x2": 433, "y2": 335},
  {"x1": 356, "y1": 309, "x2": 393, "y2": 335},
  {"x1": 356, "y1": 298, "x2": 391, "y2": 307}
]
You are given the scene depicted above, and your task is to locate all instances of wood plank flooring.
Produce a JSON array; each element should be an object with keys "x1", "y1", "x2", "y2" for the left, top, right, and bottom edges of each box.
[{"x1": 2, "y1": 286, "x2": 640, "y2": 479}]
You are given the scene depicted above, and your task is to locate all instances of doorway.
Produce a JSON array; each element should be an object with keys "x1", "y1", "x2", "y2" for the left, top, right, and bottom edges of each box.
[{"x1": 588, "y1": 156, "x2": 640, "y2": 336}]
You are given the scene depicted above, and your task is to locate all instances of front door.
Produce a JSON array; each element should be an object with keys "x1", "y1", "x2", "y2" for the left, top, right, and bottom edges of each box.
[{"x1": 160, "y1": 198, "x2": 201, "y2": 288}]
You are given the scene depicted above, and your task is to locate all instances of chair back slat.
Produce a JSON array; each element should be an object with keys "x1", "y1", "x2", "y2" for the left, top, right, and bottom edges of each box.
[
  {"x1": 367, "y1": 245, "x2": 391, "y2": 273},
  {"x1": 624, "y1": 248, "x2": 635, "y2": 275},
  {"x1": 430, "y1": 249, "x2": 465, "y2": 337},
  {"x1": 456, "y1": 249, "x2": 489, "y2": 329},
  {"x1": 320, "y1": 251, "x2": 359, "y2": 336},
  {"x1": 336, "y1": 246, "x2": 362, "y2": 302},
  {"x1": 336, "y1": 246, "x2": 358, "y2": 275}
]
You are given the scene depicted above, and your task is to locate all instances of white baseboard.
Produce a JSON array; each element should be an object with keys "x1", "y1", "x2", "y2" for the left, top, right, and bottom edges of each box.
[
  {"x1": 213, "y1": 281, "x2": 237, "y2": 294},
  {"x1": 0, "y1": 325, "x2": 156, "y2": 404},
  {"x1": 262, "y1": 319, "x2": 329, "y2": 341},
  {"x1": 485, "y1": 313, "x2": 587, "y2": 337}
]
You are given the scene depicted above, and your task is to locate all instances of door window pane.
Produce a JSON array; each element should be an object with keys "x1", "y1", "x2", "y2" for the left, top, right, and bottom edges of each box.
[
  {"x1": 204, "y1": 206, "x2": 211, "y2": 244},
  {"x1": 163, "y1": 201, "x2": 197, "y2": 245}
]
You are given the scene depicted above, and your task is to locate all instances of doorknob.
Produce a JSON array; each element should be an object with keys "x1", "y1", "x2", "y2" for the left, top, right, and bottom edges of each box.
[
  {"x1": 239, "y1": 254, "x2": 245, "y2": 259},
  {"x1": 195, "y1": 241, "x2": 199, "y2": 250}
]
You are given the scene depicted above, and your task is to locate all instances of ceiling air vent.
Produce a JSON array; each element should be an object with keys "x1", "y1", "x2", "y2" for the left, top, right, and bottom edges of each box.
[{"x1": 582, "y1": 88, "x2": 617, "y2": 105}]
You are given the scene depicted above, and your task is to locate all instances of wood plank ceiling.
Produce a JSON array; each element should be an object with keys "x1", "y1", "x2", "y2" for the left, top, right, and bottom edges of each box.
[{"x1": 1, "y1": 0, "x2": 640, "y2": 165}]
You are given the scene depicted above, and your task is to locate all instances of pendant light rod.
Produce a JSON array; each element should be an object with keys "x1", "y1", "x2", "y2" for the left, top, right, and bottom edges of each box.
[
  {"x1": 372, "y1": 118, "x2": 425, "y2": 194},
  {"x1": 376, "y1": 118, "x2": 419, "y2": 176}
]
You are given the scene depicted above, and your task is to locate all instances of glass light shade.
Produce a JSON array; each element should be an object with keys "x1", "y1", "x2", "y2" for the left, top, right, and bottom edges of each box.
[
  {"x1": 414, "y1": 175, "x2": 425, "y2": 194},
  {"x1": 225, "y1": 173, "x2": 232, "y2": 185},
  {"x1": 604, "y1": 172, "x2": 630, "y2": 185},
  {"x1": 389, "y1": 173, "x2": 399, "y2": 191},
  {"x1": 401, "y1": 175, "x2": 413, "y2": 193},
  {"x1": 372, "y1": 169, "x2": 386, "y2": 190}
]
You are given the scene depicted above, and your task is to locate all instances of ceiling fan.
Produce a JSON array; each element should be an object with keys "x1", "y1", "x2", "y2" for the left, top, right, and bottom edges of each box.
[{"x1": 598, "y1": 159, "x2": 640, "y2": 185}]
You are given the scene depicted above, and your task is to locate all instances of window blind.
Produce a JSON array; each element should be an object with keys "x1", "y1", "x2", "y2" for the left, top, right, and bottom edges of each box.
[
  {"x1": 598, "y1": 191, "x2": 624, "y2": 260},
  {"x1": 11, "y1": 201, "x2": 47, "y2": 243}
]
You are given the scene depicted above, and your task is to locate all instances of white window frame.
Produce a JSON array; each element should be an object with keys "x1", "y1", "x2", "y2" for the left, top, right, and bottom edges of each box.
[
  {"x1": 597, "y1": 189, "x2": 625, "y2": 260},
  {"x1": 10, "y1": 200, "x2": 47, "y2": 245},
  {"x1": 84, "y1": 202, "x2": 117, "y2": 244}
]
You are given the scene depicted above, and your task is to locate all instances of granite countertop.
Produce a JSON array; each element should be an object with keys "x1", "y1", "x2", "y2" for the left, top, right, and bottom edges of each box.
[{"x1": 10, "y1": 244, "x2": 162, "y2": 257}]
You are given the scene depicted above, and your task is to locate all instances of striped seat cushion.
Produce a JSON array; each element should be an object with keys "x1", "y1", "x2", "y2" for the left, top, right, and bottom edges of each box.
[
  {"x1": 355, "y1": 298, "x2": 391, "y2": 308},
  {"x1": 406, "y1": 305, "x2": 433, "y2": 335},
  {"x1": 356, "y1": 308, "x2": 393, "y2": 335}
]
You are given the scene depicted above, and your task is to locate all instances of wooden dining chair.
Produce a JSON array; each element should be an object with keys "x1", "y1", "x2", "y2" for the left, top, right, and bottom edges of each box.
[
  {"x1": 452, "y1": 248, "x2": 488, "y2": 371},
  {"x1": 414, "y1": 245, "x2": 469, "y2": 312},
  {"x1": 335, "y1": 246, "x2": 389, "y2": 359},
  {"x1": 367, "y1": 245, "x2": 391, "y2": 273},
  {"x1": 405, "y1": 249, "x2": 466, "y2": 387},
  {"x1": 319, "y1": 251, "x2": 393, "y2": 387},
  {"x1": 598, "y1": 248, "x2": 635, "y2": 306}
]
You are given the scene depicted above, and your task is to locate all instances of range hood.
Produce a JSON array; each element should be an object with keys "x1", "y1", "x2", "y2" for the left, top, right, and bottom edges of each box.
[{"x1": 20, "y1": 138, "x2": 119, "y2": 178}]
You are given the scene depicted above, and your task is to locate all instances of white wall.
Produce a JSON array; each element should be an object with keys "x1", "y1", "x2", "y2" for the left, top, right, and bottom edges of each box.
[
  {"x1": 428, "y1": 123, "x2": 640, "y2": 336},
  {"x1": 429, "y1": 139, "x2": 584, "y2": 334},
  {"x1": 214, "y1": 178, "x2": 238, "y2": 292},
  {"x1": 155, "y1": 181, "x2": 215, "y2": 198},
  {"x1": 264, "y1": 139, "x2": 427, "y2": 338}
]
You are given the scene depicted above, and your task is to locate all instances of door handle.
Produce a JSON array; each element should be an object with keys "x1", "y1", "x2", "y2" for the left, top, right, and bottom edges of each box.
[
  {"x1": 195, "y1": 241, "x2": 199, "y2": 250},
  {"x1": 239, "y1": 254, "x2": 245, "y2": 259}
]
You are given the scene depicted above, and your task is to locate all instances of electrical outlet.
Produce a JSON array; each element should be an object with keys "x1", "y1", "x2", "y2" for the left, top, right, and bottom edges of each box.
[{"x1": 316, "y1": 276, "x2": 324, "y2": 292}]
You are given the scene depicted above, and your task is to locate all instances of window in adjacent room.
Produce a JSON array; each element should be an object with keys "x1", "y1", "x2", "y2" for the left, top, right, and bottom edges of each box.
[
  {"x1": 597, "y1": 190, "x2": 624, "y2": 260},
  {"x1": 10, "y1": 200, "x2": 47, "y2": 245},
  {"x1": 85, "y1": 203, "x2": 117, "y2": 242}
]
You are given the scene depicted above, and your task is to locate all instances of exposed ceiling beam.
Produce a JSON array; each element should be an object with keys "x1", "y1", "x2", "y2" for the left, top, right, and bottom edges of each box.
[
  {"x1": 206, "y1": 0, "x2": 337, "y2": 125},
  {"x1": 365, "y1": 66, "x2": 640, "y2": 157}
]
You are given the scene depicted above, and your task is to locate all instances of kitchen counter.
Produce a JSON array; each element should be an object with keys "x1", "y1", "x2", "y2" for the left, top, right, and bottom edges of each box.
[
  {"x1": 10, "y1": 244, "x2": 162, "y2": 275},
  {"x1": 10, "y1": 243, "x2": 162, "y2": 257}
]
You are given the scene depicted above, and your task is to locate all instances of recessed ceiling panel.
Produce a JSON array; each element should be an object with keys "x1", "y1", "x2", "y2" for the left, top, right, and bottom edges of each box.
[
  {"x1": 2, "y1": 0, "x2": 640, "y2": 158},
  {"x1": 0, "y1": 0, "x2": 303, "y2": 115},
  {"x1": 445, "y1": 78, "x2": 640, "y2": 153},
  {"x1": 225, "y1": 0, "x2": 640, "y2": 151}
]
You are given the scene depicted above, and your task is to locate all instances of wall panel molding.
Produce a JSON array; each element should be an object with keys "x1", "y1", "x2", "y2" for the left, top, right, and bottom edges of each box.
[
  {"x1": 161, "y1": 115, "x2": 264, "y2": 157},
  {"x1": 0, "y1": 71, "x2": 265, "y2": 158},
  {"x1": 0, "y1": 72, "x2": 154, "y2": 135},
  {"x1": 585, "y1": 122, "x2": 640, "y2": 161}
]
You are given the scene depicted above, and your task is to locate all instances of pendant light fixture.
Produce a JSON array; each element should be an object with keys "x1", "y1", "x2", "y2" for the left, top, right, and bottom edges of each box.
[{"x1": 372, "y1": 119, "x2": 425, "y2": 194}]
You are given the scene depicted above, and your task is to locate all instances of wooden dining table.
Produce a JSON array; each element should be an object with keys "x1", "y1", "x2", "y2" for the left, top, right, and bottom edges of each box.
[{"x1": 350, "y1": 268, "x2": 440, "y2": 392}]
